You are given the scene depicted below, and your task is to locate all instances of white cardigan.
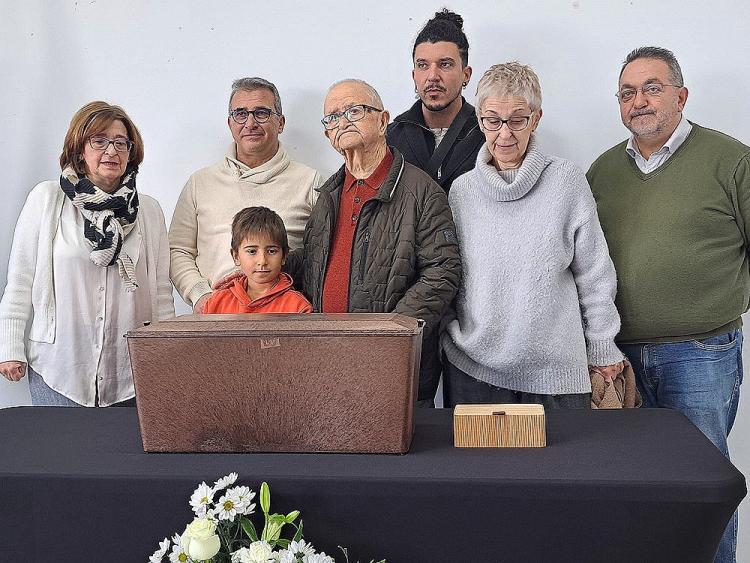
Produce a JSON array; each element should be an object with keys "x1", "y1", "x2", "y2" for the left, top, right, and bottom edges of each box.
[{"x1": 0, "y1": 180, "x2": 175, "y2": 364}]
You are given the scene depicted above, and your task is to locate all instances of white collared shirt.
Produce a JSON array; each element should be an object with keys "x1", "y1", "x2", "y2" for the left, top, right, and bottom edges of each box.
[
  {"x1": 626, "y1": 115, "x2": 692, "y2": 173},
  {"x1": 27, "y1": 198, "x2": 152, "y2": 406}
]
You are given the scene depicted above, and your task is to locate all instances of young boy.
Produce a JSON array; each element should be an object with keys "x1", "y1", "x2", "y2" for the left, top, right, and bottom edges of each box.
[{"x1": 203, "y1": 207, "x2": 312, "y2": 314}]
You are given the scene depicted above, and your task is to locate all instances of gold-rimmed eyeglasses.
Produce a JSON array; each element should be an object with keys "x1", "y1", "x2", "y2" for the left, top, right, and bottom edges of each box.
[{"x1": 616, "y1": 83, "x2": 682, "y2": 103}]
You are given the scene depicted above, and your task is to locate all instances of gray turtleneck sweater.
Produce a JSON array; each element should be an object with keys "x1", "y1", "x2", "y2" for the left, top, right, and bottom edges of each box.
[{"x1": 442, "y1": 139, "x2": 623, "y2": 395}]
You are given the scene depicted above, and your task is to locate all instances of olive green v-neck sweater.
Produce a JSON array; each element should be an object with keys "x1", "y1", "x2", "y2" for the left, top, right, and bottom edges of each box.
[{"x1": 587, "y1": 123, "x2": 750, "y2": 343}]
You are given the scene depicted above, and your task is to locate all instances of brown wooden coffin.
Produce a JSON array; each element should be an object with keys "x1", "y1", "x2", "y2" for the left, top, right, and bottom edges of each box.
[{"x1": 126, "y1": 313, "x2": 423, "y2": 454}]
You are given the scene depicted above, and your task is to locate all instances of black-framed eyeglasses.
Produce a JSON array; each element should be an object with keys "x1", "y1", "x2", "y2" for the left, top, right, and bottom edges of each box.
[
  {"x1": 229, "y1": 107, "x2": 279, "y2": 125},
  {"x1": 321, "y1": 104, "x2": 383, "y2": 130},
  {"x1": 479, "y1": 113, "x2": 534, "y2": 132},
  {"x1": 616, "y1": 83, "x2": 682, "y2": 103},
  {"x1": 88, "y1": 136, "x2": 133, "y2": 152}
]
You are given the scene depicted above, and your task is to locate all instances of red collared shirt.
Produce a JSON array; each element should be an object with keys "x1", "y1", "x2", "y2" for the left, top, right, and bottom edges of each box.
[{"x1": 322, "y1": 149, "x2": 394, "y2": 313}]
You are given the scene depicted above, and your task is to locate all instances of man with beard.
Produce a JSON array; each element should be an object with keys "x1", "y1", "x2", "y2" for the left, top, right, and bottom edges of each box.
[
  {"x1": 386, "y1": 9, "x2": 484, "y2": 193},
  {"x1": 587, "y1": 46, "x2": 750, "y2": 563}
]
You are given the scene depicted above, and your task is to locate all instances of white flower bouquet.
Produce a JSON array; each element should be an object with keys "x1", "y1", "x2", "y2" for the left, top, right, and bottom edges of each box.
[{"x1": 149, "y1": 473, "x2": 384, "y2": 563}]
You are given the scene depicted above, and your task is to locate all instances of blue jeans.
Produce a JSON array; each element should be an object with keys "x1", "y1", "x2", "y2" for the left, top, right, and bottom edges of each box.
[
  {"x1": 619, "y1": 329, "x2": 743, "y2": 563},
  {"x1": 27, "y1": 366, "x2": 136, "y2": 407}
]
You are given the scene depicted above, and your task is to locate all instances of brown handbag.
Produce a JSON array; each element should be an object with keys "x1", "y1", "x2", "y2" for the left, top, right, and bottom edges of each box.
[{"x1": 590, "y1": 360, "x2": 643, "y2": 409}]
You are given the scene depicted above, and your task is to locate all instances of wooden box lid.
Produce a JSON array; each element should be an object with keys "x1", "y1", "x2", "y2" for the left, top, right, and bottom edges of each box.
[
  {"x1": 453, "y1": 404, "x2": 546, "y2": 448},
  {"x1": 126, "y1": 312, "x2": 423, "y2": 338}
]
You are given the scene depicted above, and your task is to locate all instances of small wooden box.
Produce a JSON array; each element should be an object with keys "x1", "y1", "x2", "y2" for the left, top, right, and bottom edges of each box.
[{"x1": 453, "y1": 404, "x2": 546, "y2": 448}]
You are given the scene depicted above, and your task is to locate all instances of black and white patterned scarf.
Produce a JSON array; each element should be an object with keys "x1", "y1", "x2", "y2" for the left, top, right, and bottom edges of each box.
[{"x1": 60, "y1": 165, "x2": 140, "y2": 291}]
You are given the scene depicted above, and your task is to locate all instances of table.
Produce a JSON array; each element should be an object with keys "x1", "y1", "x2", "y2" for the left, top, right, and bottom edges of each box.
[{"x1": 0, "y1": 407, "x2": 744, "y2": 562}]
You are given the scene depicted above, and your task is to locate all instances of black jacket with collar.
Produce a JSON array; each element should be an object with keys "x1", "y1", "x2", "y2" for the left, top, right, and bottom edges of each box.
[
  {"x1": 386, "y1": 97, "x2": 484, "y2": 193},
  {"x1": 286, "y1": 148, "x2": 461, "y2": 401}
]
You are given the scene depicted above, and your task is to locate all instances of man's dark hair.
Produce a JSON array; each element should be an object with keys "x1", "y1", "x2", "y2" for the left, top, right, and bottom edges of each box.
[
  {"x1": 412, "y1": 8, "x2": 469, "y2": 67},
  {"x1": 619, "y1": 46, "x2": 684, "y2": 86},
  {"x1": 231, "y1": 206, "x2": 289, "y2": 257}
]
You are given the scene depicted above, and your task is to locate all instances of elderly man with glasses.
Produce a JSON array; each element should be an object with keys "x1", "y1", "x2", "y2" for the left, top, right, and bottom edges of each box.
[
  {"x1": 169, "y1": 77, "x2": 322, "y2": 312},
  {"x1": 588, "y1": 46, "x2": 750, "y2": 563},
  {"x1": 287, "y1": 78, "x2": 461, "y2": 407}
]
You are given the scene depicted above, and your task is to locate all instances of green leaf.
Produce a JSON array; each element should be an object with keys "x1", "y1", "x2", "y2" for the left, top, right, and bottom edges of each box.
[
  {"x1": 292, "y1": 520, "x2": 304, "y2": 542},
  {"x1": 240, "y1": 516, "x2": 259, "y2": 541},
  {"x1": 284, "y1": 510, "x2": 300, "y2": 523},
  {"x1": 260, "y1": 482, "x2": 271, "y2": 514},
  {"x1": 275, "y1": 538, "x2": 290, "y2": 549}
]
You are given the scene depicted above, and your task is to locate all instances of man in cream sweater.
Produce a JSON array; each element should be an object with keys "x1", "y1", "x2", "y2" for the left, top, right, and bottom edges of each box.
[{"x1": 169, "y1": 77, "x2": 323, "y2": 311}]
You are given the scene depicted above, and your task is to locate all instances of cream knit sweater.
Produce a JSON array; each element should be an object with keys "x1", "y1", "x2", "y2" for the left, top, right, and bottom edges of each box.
[{"x1": 169, "y1": 143, "x2": 322, "y2": 306}]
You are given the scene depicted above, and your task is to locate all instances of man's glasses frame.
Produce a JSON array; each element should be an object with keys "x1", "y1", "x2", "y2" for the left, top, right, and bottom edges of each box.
[
  {"x1": 321, "y1": 104, "x2": 383, "y2": 130},
  {"x1": 229, "y1": 107, "x2": 280, "y2": 125},
  {"x1": 616, "y1": 83, "x2": 682, "y2": 103}
]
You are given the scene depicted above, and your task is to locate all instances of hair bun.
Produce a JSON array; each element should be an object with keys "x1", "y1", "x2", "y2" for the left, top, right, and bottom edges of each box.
[
  {"x1": 433, "y1": 9, "x2": 464, "y2": 30},
  {"x1": 413, "y1": 8, "x2": 470, "y2": 64}
]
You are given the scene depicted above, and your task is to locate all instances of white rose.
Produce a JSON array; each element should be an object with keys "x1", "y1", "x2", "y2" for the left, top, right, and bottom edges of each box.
[
  {"x1": 180, "y1": 517, "x2": 221, "y2": 561},
  {"x1": 232, "y1": 540, "x2": 274, "y2": 562},
  {"x1": 231, "y1": 548, "x2": 252, "y2": 563}
]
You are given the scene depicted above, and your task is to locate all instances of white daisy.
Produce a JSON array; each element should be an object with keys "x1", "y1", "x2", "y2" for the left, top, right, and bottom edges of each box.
[
  {"x1": 148, "y1": 537, "x2": 170, "y2": 563},
  {"x1": 169, "y1": 533, "x2": 190, "y2": 563},
  {"x1": 303, "y1": 553, "x2": 335, "y2": 563},
  {"x1": 189, "y1": 482, "x2": 215, "y2": 517},
  {"x1": 228, "y1": 485, "x2": 257, "y2": 515},
  {"x1": 214, "y1": 472, "x2": 239, "y2": 491},
  {"x1": 288, "y1": 539, "x2": 315, "y2": 557},
  {"x1": 215, "y1": 490, "x2": 242, "y2": 520}
]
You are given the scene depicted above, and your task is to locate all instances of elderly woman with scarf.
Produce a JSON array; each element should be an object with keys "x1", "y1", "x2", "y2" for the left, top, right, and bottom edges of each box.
[
  {"x1": 442, "y1": 63, "x2": 623, "y2": 408},
  {"x1": 0, "y1": 101, "x2": 174, "y2": 406}
]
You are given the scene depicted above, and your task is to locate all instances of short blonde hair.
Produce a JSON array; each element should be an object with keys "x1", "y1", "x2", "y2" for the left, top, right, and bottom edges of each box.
[
  {"x1": 475, "y1": 62, "x2": 542, "y2": 114},
  {"x1": 60, "y1": 101, "x2": 144, "y2": 175}
]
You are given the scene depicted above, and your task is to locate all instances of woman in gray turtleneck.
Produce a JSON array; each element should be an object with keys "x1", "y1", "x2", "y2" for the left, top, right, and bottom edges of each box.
[{"x1": 441, "y1": 62, "x2": 623, "y2": 409}]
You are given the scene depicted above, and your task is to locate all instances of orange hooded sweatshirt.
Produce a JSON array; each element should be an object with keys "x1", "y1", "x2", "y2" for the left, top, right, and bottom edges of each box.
[{"x1": 203, "y1": 272, "x2": 312, "y2": 314}]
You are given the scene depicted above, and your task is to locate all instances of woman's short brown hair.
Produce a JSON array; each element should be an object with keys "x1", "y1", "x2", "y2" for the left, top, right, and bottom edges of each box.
[
  {"x1": 231, "y1": 206, "x2": 290, "y2": 257},
  {"x1": 59, "y1": 101, "x2": 145, "y2": 175}
]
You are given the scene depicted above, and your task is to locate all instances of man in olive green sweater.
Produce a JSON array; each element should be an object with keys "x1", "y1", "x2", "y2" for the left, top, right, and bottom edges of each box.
[{"x1": 587, "y1": 46, "x2": 750, "y2": 563}]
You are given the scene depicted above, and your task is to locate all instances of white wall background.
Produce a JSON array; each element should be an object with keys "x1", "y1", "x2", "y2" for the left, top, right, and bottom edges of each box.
[{"x1": 2, "y1": 0, "x2": 749, "y2": 555}]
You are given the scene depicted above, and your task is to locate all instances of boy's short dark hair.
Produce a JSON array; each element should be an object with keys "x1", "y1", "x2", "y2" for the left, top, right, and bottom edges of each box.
[
  {"x1": 230, "y1": 206, "x2": 289, "y2": 256},
  {"x1": 413, "y1": 9, "x2": 469, "y2": 67}
]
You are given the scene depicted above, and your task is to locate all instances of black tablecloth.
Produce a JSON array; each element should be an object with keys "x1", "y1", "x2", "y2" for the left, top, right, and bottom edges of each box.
[{"x1": 0, "y1": 406, "x2": 744, "y2": 562}]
